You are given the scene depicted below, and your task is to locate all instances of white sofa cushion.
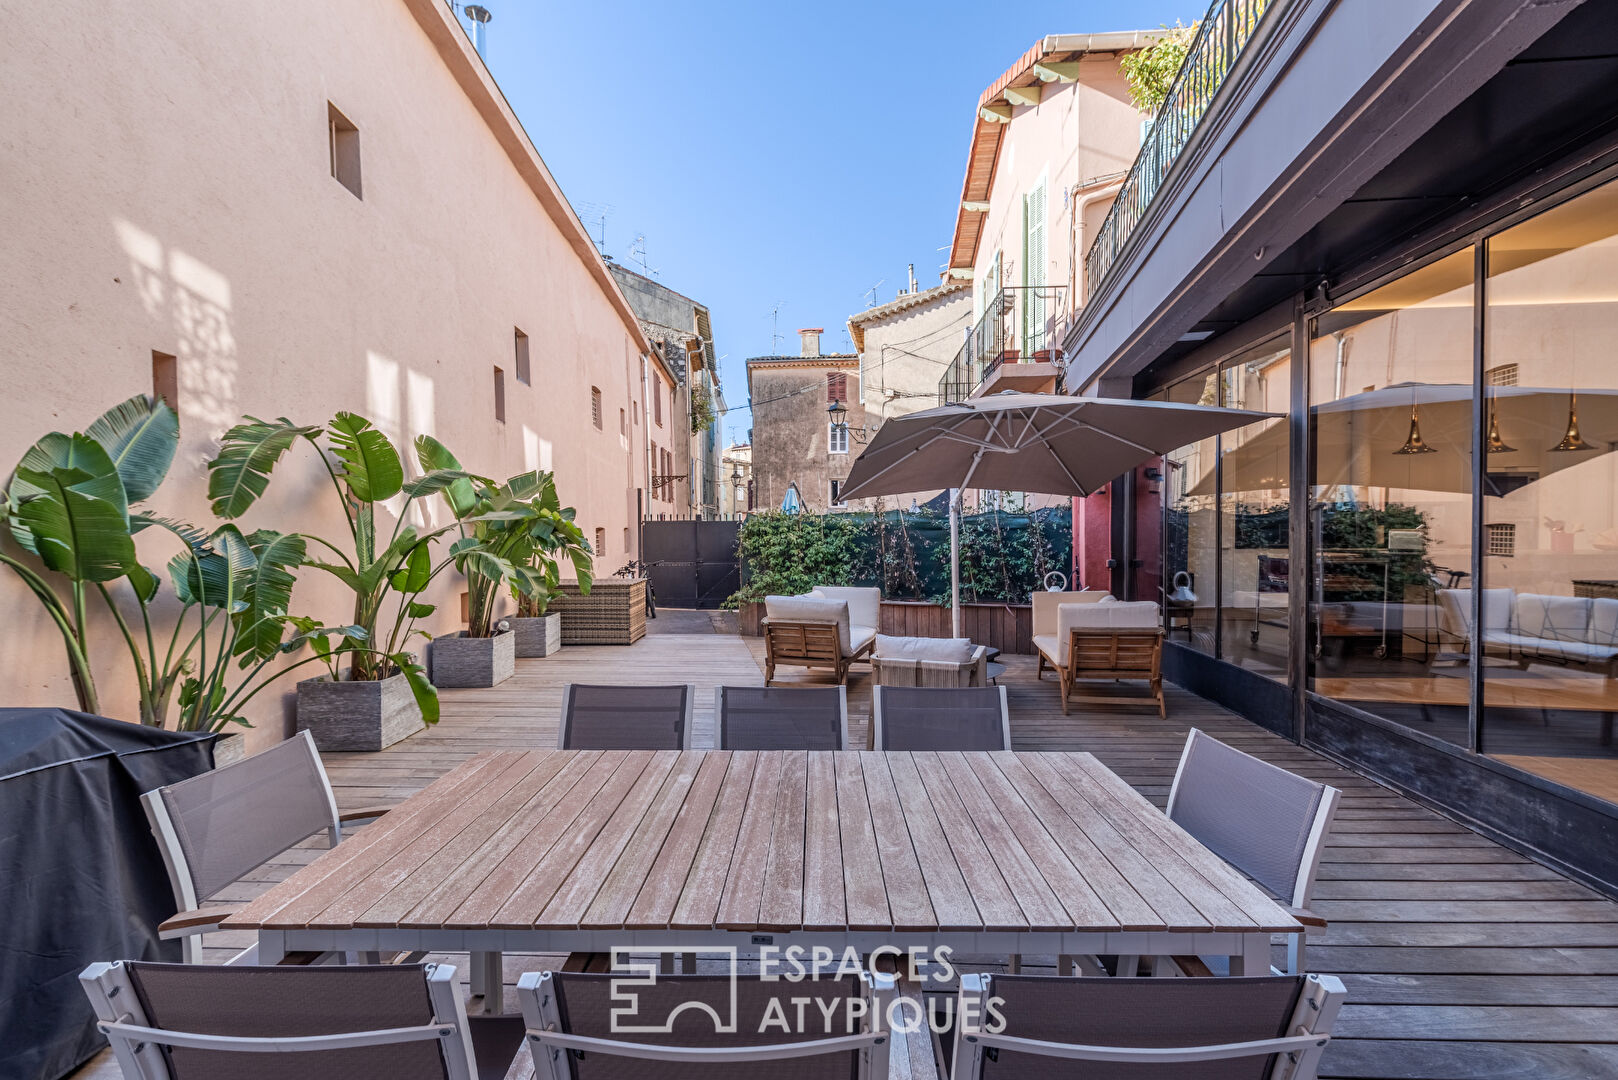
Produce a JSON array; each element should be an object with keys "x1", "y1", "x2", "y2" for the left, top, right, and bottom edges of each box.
[
  {"x1": 811, "y1": 586, "x2": 881, "y2": 631},
  {"x1": 850, "y1": 625, "x2": 878, "y2": 655},
  {"x1": 1054, "y1": 601, "x2": 1161, "y2": 665},
  {"x1": 1590, "y1": 598, "x2": 1618, "y2": 646},
  {"x1": 1436, "y1": 588, "x2": 1514, "y2": 637},
  {"x1": 874, "y1": 635, "x2": 976, "y2": 664},
  {"x1": 1515, "y1": 593, "x2": 1591, "y2": 643},
  {"x1": 764, "y1": 594, "x2": 851, "y2": 655}
]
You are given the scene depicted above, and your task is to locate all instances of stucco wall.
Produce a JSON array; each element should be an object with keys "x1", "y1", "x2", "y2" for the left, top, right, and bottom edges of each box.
[
  {"x1": 0, "y1": 0, "x2": 651, "y2": 748},
  {"x1": 747, "y1": 359, "x2": 864, "y2": 514},
  {"x1": 855, "y1": 290, "x2": 971, "y2": 420}
]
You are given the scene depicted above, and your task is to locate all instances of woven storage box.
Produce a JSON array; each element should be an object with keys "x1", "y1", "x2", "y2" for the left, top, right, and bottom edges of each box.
[{"x1": 552, "y1": 578, "x2": 647, "y2": 644}]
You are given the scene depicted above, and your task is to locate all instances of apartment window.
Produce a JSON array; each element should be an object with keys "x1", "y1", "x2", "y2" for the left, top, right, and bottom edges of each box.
[
  {"x1": 594, "y1": 527, "x2": 606, "y2": 555},
  {"x1": 1486, "y1": 522, "x2": 1516, "y2": 557},
  {"x1": 828, "y1": 421, "x2": 849, "y2": 455},
  {"x1": 493, "y1": 366, "x2": 506, "y2": 423},
  {"x1": 827, "y1": 371, "x2": 847, "y2": 402},
  {"x1": 1486, "y1": 362, "x2": 1519, "y2": 386},
  {"x1": 514, "y1": 328, "x2": 531, "y2": 385},
  {"x1": 151, "y1": 351, "x2": 178, "y2": 410},
  {"x1": 829, "y1": 479, "x2": 847, "y2": 508},
  {"x1": 623, "y1": 527, "x2": 631, "y2": 553},
  {"x1": 591, "y1": 386, "x2": 603, "y2": 429},
  {"x1": 327, "y1": 103, "x2": 362, "y2": 199},
  {"x1": 654, "y1": 377, "x2": 664, "y2": 426},
  {"x1": 619, "y1": 408, "x2": 626, "y2": 435},
  {"x1": 662, "y1": 449, "x2": 674, "y2": 501}
]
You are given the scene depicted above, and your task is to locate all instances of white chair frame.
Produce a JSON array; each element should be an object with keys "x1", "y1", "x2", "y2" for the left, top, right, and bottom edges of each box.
[
  {"x1": 557, "y1": 683, "x2": 697, "y2": 750},
  {"x1": 80, "y1": 960, "x2": 478, "y2": 1080},
  {"x1": 951, "y1": 972, "x2": 1345, "y2": 1080},
  {"x1": 870, "y1": 684, "x2": 1010, "y2": 751},
  {"x1": 141, "y1": 730, "x2": 377, "y2": 965},
  {"x1": 714, "y1": 685, "x2": 850, "y2": 750},
  {"x1": 516, "y1": 969, "x2": 895, "y2": 1079},
  {"x1": 1166, "y1": 728, "x2": 1342, "y2": 974}
]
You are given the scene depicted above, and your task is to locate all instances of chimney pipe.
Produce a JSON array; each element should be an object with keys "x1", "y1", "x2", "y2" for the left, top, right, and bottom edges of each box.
[
  {"x1": 465, "y1": 5, "x2": 491, "y2": 58},
  {"x1": 908, "y1": 263, "x2": 917, "y2": 294},
  {"x1": 798, "y1": 328, "x2": 823, "y2": 357}
]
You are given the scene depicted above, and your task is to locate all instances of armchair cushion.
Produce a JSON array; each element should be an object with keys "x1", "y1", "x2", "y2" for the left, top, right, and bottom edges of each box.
[
  {"x1": 764, "y1": 594, "x2": 851, "y2": 656},
  {"x1": 874, "y1": 635, "x2": 976, "y2": 664},
  {"x1": 811, "y1": 586, "x2": 881, "y2": 630},
  {"x1": 1516, "y1": 593, "x2": 1591, "y2": 643}
]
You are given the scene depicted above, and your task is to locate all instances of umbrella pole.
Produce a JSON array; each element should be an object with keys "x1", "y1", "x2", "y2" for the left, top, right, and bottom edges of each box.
[{"x1": 950, "y1": 488, "x2": 961, "y2": 638}]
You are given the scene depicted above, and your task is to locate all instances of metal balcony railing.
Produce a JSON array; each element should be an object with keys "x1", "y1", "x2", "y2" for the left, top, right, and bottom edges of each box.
[
  {"x1": 1083, "y1": 0, "x2": 1279, "y2": 296},
  {"x1": 938, "y1": 285, "x2": 1067, "y2": 405}
]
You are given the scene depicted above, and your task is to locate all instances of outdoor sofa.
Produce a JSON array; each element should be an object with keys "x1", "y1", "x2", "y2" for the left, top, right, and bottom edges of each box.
[{"x1": 760, "y1": 586, "x2": 879, "y2": 685}]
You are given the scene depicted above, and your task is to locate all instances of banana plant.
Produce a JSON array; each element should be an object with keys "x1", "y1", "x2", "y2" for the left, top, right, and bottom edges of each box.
[
  {"x1": 511, "y1": 473, "x2": 595, "y2": 620},
  {"x1": 207, "y1": 412, "x2": 495, "y2": 724},
  {"x1": 2, "y1": 396, "x2": 178, "y2": 715}
]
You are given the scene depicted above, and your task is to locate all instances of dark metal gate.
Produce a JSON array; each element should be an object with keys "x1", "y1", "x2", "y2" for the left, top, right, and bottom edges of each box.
[{"x1": 640, "y1": 519, "x2": 741, "y2": 609}]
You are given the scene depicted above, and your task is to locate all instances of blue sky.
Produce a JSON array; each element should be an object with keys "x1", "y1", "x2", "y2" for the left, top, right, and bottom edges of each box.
[{"x1": 468, "y1": 1, "x2": 1200, "y2": 444}]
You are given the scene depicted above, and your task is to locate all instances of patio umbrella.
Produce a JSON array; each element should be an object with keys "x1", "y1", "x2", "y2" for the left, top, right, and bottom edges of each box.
[
  {"x1": 1195, "y1": 383, "x2": 1618, "y2": 497},
  {"x1": 837, "y1": 392, "x2": 1276, "y2": 635}
]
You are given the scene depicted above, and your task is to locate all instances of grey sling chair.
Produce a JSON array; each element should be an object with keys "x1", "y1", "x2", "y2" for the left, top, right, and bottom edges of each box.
[
  {"x1": 945, "y1": 972, "x2": 1346, "y2": 1080},
  {"x1": 516, "y1": 969, "x2": 897, "y2": 1080},
  {"x1": 141, "y1": 729, "x2": 399, "y2": 965},
  {"x1": 1167, "y1": 728, "x2": 1342, "y2": 975},
  {"x1": 715, "y1": 685, "x2": 849, "y2": 749},
  {"x1": 869, "y1": 685, "x2": 1010, "y2": 751},
  {"x1": 557, "y1": 684, "x2": 695, "y2": 749},
  {"x1": 79, "y1": 960, "x2": 527, "y2": 1080}
]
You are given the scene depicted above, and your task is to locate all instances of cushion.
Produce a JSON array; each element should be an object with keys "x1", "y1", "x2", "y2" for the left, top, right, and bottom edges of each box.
[
  {"x1": 1590, "y1": 599, "x2": 1618, "y2": 646},
  {"x1": 874, "y1": 635, "x2": 976, "y2": 664},
  {"x1": 1515, "y1": 594, "x2": 1590, "y2": 643},
  {"x1": 764, "y1": 595, "x2": 851, "y2": 655},
  {"x1": 1032, "y1": 634, "x2": 1060, "y2": 664},
  {"x1": 850, "y1": 624, "x2": 878, "y2": 657},
  {"x1": 1032, "y1": 590, "x2": 1111, "y2": 635},
  {"x1": 1054, "y1": 601, "x2": 1161, "y2": 664},
  {"x1": 1436, "y1": 588, "x2": 1513, "y2": 636},
  {"x1": 811, "y1": 587, "x2": 881, "y2": 630}
]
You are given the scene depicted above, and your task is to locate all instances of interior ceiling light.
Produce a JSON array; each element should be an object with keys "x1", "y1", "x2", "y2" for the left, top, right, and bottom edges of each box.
[
  {"x1": 1549, "y1": 392, "x2": 1594, "y2": 453},
  {"x1": 1393, "y1": 404, "x2": 1438, "y2": 456},
  {"x1": 1485, "y1": 406, "x2": 1516, "y2": 454}
]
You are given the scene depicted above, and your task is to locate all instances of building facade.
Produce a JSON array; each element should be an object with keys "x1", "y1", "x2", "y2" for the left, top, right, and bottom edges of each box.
[
  {"x1": 0, "y1": 0, "x2": 669, "y2": 749},
  {"x1": 746, "y1": 330, "x2": 866, "y2": 514},
  {"x1": 848, "y1": 281, "x2": 970, "y2": 421},
  {"x1": 607, "y1": 264, "x2": 727, "y2": 519},
  {"x1": 1065, "y1": 0, "x2": 1618, "y2": 896},
  {"x1": 719, "y1": 442, "x2": 753, "y2": 518}
]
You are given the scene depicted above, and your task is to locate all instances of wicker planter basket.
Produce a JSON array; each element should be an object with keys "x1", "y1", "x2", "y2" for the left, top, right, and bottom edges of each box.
[{"x1": 551, "y1": 578, "x2": 646, "y2": 645}]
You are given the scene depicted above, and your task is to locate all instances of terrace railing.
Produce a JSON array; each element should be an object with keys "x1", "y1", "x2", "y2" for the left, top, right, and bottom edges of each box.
[
  {"x1": 938, "y1": 285, "x2": 1067, "y2": 405},
  {"x1": 1083, "y1": 0, "x2": 1280, "y2": 296}
]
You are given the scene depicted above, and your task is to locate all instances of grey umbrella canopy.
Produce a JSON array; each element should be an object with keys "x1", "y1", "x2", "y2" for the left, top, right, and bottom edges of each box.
[{"x1": 838, "y1": 392, "x2": 1276, "y2": 634}]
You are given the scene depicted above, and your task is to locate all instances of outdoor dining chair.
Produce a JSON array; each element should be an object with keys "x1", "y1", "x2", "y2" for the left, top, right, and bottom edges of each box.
[
  {"x1": 140, "y1": 729, "x2": 396, "y2": 964},
  {"x1": 1168, "y1": 728, "x2": 1342, "y2": 974},
  {"x1": 870, "y1": 685, "x2": 1010, "y2": 751},
  {"x1": 80, "y1": 960, "x2": 524, "y2": 1080},
  {"x1": 715, "y1": 685, "x2": 848, "y2": 749},
  {"x1": 945, "y1": 971, "x2": 1345, "y2": 1080},
  {"x1": 557, "y1": 684, "x2": 695, "y2": 749},
  {"x1": 516, "y1": 969, "x2": 896, "y2": 1079}
]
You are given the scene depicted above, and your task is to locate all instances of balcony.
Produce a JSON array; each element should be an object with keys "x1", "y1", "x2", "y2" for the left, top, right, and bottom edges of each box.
[{"x1": 937, "y1": 284, "x2": 1066, "y2": 404}]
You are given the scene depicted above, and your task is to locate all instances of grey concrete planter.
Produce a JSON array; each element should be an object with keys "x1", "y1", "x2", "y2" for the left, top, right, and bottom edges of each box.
[
  {"x1": 211, "y1": 731, "x2": 248, "y2": 767},
  {"x1": 432, "y1": 629, "x2": 515, "y2": 688},
  {"x1": 297, "y1": 672, "x2": 425, "y2": 752},
  {"x1": 511, "y1": 613, "x2": 561, "y2": 658}
]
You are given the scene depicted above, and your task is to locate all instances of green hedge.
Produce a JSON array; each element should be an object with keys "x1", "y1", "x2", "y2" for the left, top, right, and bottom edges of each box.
[{"x1": 728, "y1": 507, "x2": 1072, "y2": 608}]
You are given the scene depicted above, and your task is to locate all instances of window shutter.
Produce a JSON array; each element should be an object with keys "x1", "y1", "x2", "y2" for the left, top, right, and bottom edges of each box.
[{"x1": 827, "y1": 372, "x2": 847, "y2": 402}]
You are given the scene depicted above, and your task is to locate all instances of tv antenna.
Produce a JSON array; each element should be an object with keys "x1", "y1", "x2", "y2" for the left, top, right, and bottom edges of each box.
[
  {"x1": 627, "y1": 234, "x2": 657, "y2": 277},
  {"x1": 765, "y1": 301, "x2": 786, "y2": 353},
  {"x1": 863, "y1": 279, "x2": 885, "y2": 308},
  {"x1": 575, "y1": 200, "x2": 613, "y2": 257}
]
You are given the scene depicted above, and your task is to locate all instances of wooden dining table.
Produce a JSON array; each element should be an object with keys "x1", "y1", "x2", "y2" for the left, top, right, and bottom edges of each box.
[{"x1": 224, "y1": 749, "x2": 1299, "y2": 1002}]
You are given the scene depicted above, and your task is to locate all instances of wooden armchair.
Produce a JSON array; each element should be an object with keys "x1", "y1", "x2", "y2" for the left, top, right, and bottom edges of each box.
[
  {"x1": 761, "y1": 594, "x2": 875, "y2": 685},
  {"x1": 1035, "y1": 600, "x2": 1165, "y2": 717}
]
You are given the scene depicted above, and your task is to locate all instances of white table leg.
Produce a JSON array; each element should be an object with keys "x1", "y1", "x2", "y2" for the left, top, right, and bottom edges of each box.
[{"x1": 471, "y1": 950, "x2": 503, "y2": 1013}]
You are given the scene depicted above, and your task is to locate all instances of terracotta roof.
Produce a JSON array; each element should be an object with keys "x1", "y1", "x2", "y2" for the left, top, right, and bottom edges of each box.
[
  {"x1": 948, "y1": 31, "x2": 1164, "y2": 275},
  {"x1": 846, "y1": 282, "x2": 969, "y2": 353}
]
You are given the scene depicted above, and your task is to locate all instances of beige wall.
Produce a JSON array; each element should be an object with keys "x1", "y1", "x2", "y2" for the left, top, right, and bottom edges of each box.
[
  {"x1": 853, "y1": 288, "x2": 971, "y2": 421},
  {"x1": 747, "y1": 359, "x2": 864, "y2": 514},
  {"x1": 0, "y1": 0, "x2": 655, "y2": 748},
  {"x1": 973, "y1": 56, "x2": 1143, "y2": 335}
]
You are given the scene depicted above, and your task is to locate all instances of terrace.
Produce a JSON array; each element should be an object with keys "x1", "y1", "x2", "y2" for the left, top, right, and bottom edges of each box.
[{"x1": 74, "y1": 609, "x2": 1618, "y2": 1079}]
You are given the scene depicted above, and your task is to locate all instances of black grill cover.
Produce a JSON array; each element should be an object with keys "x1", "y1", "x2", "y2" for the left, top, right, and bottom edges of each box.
[{"x1": 0, "y1": 708, "x2": 215, "y2": 1080}]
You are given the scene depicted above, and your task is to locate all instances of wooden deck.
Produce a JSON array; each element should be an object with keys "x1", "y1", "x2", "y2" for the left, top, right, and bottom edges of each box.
[{"x1": 75, "y1": 608, "x2": 1618, "y2": 1079}]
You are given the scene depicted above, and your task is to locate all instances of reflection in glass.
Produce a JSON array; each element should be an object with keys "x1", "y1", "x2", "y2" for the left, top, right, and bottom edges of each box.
[
  {"x1": 1305, "y1": 248, "x2": 1476, "y2": 747},
  {"x1": 1160, "y1": 372, "x2": 1219, "y2": 655},
  {"x1": 1483, "y1": 180, "x2": 1618, "y2": 808}
]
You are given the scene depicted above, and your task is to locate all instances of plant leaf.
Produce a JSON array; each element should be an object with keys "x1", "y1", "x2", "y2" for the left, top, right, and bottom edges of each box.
[
  {"x1": 13, "y1": 440, "x2": 135, "y2": 582},
  {"x1": 328, "y1": 413, "x2": 403, "y2": 503},
  {"x1": 413, "y1": 435, "x2": 477, "y2": 517},
  {"x1": 232, "y1": 530, "x2": 308, "y2": 663},
  {"x1": 391, "y1": 652, "x2": 439, "y2": 724},
  {"x1": 208, "y1": 417, "x2": 322, "y2": 519},
  {"x1": 406, "y1": 601, "x2": 435, "y2": 619},
  {"x1": 388, "y1": 540, "x2": 432, "y2": 594},
  {"x1": 173, "y1": 525, "x2": 258, "y2": 610},
  {"x1": 127, "y1": 562, "x2": 161, "y2": 604},
  {"x1": 85, "y1": 395, "x2": 179, "y2": 504}
]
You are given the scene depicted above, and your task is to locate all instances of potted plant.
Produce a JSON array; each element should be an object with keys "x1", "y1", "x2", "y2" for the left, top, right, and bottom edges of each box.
[
  {"x1": 508, "y1": 474, "x2": 593, "y2": 658},
  {"x1": 1, "y1": 397, "x2": 345, "y2": 760},
  {"x1": 206, "y1": 413, "x2": 476, "y2": 751},
  {"x1": 417, "y1": 445, "x2": 583, "y2": 682}
]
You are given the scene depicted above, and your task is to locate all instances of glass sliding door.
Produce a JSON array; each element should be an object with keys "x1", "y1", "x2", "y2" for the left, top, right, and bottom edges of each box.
[
  {"x1": 1483, "y1": 179, "x2": 1618, "y2": 806},
  {"x1": 1307, "y1": 248, "x2": 1477, "y2": 747},
  {"x1": 1159, "y1": 371, "x2": 1220, "y2": 655}
]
